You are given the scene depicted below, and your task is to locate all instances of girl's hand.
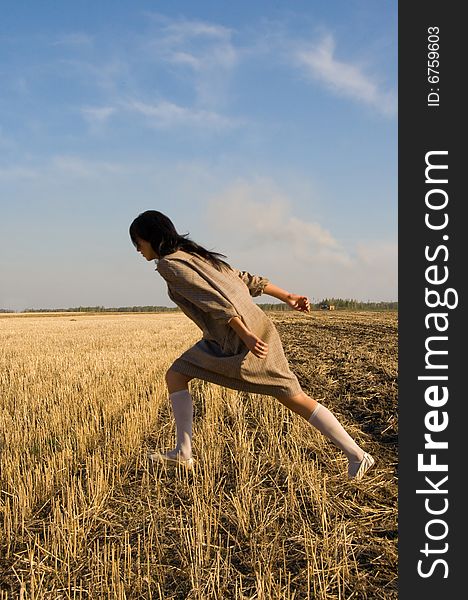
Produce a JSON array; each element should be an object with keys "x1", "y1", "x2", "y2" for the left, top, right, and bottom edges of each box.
[
  {"x1": 244, "y1": 332, "x2": 269, "y2": 358},
  {"x1": 227, "y1": 316, "x2": 268, "y2": 358},
  {"x1": 286, "y1": 294, "x2": 311, "y2": 312}
]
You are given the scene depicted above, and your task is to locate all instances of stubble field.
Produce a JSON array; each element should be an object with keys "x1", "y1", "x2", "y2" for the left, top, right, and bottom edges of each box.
[{"x1": 0, "y1": 310, "x2": 397, "y2": 599}]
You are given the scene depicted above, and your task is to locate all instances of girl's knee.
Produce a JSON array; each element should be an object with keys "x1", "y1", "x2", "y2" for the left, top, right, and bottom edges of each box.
[
  {"x1": 274, "y1": 390, "x2": 318, "y2": 420},
  {"x1": 165, "y1": 368, "x2": 192, "y2": 393}
]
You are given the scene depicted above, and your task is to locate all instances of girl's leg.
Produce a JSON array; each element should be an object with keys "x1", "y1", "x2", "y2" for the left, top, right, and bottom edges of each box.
[
  {"x1": 155, "y1": 368, "x2": 194, "y2": 461},
  {"x1": 166, "y1": 368, "x2": 193, "y2": 394},
  {"x1": 276, "y1": 390, "x2": 374, "y2": 478},
  {"x1": 275, "y1": 390, "x2": 318, "y2": 420}
]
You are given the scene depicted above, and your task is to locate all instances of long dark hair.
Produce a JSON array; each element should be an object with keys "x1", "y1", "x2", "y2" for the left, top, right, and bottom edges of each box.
[{"x1": 129, "y1": 210, "x2": 230, "y2": 271}]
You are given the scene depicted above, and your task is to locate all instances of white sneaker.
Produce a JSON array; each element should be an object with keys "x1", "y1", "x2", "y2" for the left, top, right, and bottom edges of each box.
[
  {"x1": 348, "y1": 452, "x2": 375, "y2": 480},
  {"x1": 148, "y1": 450, "x2": 194, "y2": 470}
]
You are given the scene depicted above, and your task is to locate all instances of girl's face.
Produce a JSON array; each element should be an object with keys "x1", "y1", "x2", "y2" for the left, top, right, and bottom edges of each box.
[{"x1": 135, "y1": 236, "x2": 158, "y2": 261}]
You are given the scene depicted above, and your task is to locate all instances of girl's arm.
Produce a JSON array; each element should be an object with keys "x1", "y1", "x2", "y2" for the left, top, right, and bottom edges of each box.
[
  {"x1": 227, "y1": 277, "x2": 310, "y2": 358},
  {"x1": 228, "y1": 316, "x2": 268, "y2": 359},
  {"x1": 263, "y1": 283, "x2": 310, "y2": 313},
  {"x1": 234, "y1": 270, "x2": 308, "y2": 311}
]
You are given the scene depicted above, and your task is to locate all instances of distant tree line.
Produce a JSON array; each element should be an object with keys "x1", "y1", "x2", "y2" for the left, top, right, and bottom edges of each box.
[
  {"x1": 3, "y1": 299, "x2": 397, "y2": 314},
  {"x1": 258, "y1": 300, "x2": 398, "y2": 311},
  {"x1": 20, "y1": 306, "x2": 180, "y2": 313},
  {"x1": 256, "y1": 303, "x2": 290, "y2": 311},
  {"x1": 315, "y1": 298, "x2": 398, "y2": 311}
]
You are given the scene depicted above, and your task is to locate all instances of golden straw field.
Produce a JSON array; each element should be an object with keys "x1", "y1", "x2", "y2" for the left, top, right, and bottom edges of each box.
[{"x1": 0, "y1": 310, "x2": 397, "y2": 599}]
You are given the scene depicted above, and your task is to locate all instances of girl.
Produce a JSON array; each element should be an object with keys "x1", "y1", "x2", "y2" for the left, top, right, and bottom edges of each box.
[{"x1": 130, "y1": 210, "x2": 375, "y2": 480}]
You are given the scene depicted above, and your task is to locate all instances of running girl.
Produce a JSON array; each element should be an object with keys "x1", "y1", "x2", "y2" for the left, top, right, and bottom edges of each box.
[{"x1": 130, "y1": 210, "x2": 375, "y2": 480}]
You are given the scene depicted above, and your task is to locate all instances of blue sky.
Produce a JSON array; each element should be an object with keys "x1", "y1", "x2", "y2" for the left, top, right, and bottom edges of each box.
[{"x1": 0, "y1": 1, "x2": 397, "y2": 310}]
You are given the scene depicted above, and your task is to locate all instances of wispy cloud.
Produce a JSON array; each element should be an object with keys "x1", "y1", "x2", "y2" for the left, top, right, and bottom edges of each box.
[
  {"x1": 50, "y1": 155, "x2": 129, "y2": 178},
  {"x1": 0, "y1": 156, "x2": 134, "y2": 182},
  {"x1": 206, "y1": 179, "x2": 351, "y2": 265},
  {"x1": 80, "y1": 106, "x2": 116, "y2": 125},
  {"x1": 52, "y1": 33, "x2": 94, "y2": 47},
  {"x1": 125, "y1": 99, "x2": 241, "y2": 130},
  {"x1": 204, "y1": 179, "x2": 397, "y2": 301},
  {"x1": 294, "y1": 33, "x2": 396, "y2": 116},
  {"x1": 146, "y1": 13, "x2": 235, "y2": 47},
  {"x1": 355, "y1": 240, "x2": 397, "y2": 268},
  {"x1": 145, "y1": 14, "x2": 239, "y2": 107},
  {"x1": 58, "y1": 57, "x2": 130, "y2": 96},
  {"x1": 0, "y1": 165, "x2": 39, "y2": 181},
  {"x1": 65, "y1": 15, "x2": 241, "y2": 131},
  {"x1": 63, "y1": 18, "x2": 394, "y2": 134},
  {"x1": 148, "y1": 13, "x2": 232, "y2": 43}
]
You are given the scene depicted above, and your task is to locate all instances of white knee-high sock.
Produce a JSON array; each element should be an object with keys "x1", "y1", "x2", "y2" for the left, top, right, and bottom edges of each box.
[
  {"x1": 308, "y1": 404, "x2": 364, "y2": 462},
  {"x1": 169, "y1": 389, "x2": 193, "y2": 459}
]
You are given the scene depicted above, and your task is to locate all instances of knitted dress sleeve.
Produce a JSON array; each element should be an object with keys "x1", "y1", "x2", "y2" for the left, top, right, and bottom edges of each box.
[{"x1": 232, "y1": 269, "x2": 270, "y2": 297}]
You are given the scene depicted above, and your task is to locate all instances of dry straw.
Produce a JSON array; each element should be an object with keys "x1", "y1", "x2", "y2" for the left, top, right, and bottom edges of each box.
[{"x1": 0, "y1": 311, "x2": 397, "y2": 599}]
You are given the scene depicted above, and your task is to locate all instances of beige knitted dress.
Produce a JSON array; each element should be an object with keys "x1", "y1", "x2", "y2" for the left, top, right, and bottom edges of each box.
[{"x1": 156, "y1": 250, "x2": 302, "y2": 399}]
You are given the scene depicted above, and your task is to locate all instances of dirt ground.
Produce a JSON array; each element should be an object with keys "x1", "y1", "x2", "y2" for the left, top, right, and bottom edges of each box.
[
  {"x1": 276, "y1": 309, "x2": 398, "y2": 595},
  {"x1": 276, "y1": 310, "x2": 397, "y2": 455}
]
